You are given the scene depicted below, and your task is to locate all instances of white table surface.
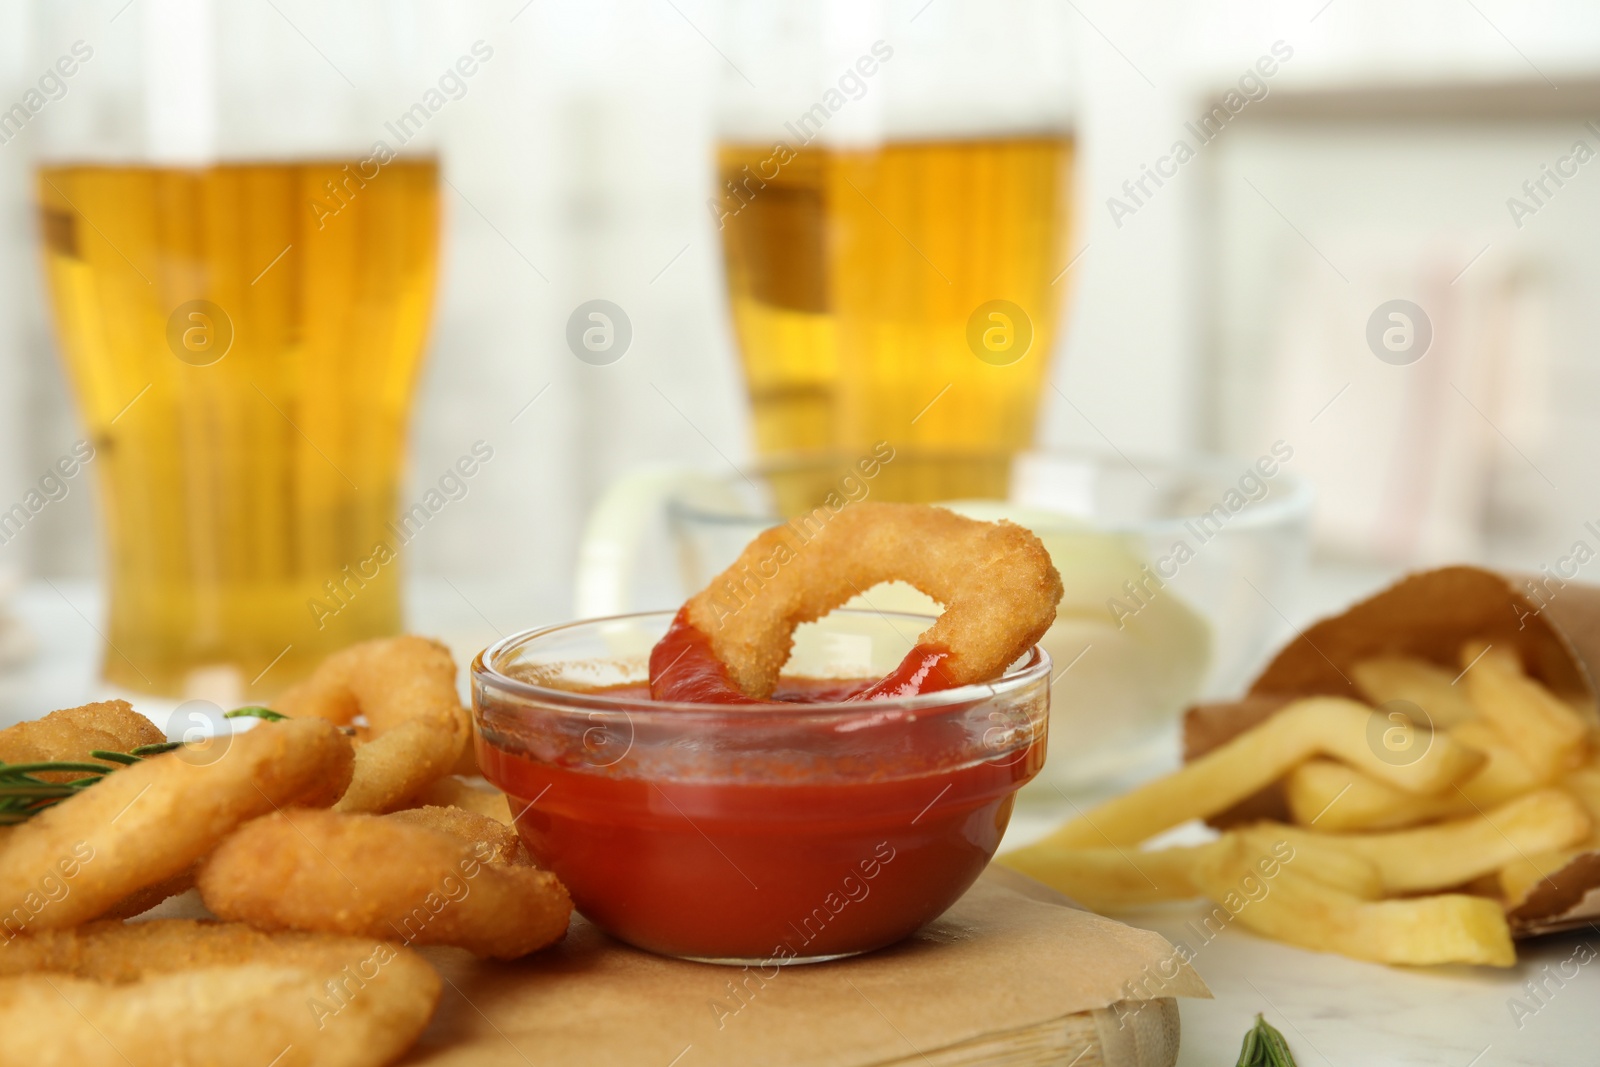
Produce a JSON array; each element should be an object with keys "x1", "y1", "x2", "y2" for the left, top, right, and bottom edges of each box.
[{"x1": 4, "y1": 573, "x2": 1597, "y2": 1066}]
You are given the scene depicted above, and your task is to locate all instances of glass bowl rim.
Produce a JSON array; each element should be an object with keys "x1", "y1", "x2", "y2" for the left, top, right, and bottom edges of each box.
[
  {"x1": 666, "y1": 447, "x2": 1315, "y2": 537},
  {"x1": 472, "y1": 608, "x2": 1053, "y2": 722}
]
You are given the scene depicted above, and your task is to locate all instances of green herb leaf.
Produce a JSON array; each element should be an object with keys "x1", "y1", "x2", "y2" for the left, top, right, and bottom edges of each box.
[
  {"x1": 0, "y1": 756, "x2": 126, "y2": 822},
  {"x1": 0, "y1": 784, "x2": 76, "y2": 798},
  {"x1": 0, "y1": 761, "x2": 114, "y2": 777},
  {"x1": 129, "y1": 741, "x2": 185, "y2": 757},
  {"x1": 1235, "y1": 1014, "x2": 1298, "y2": 1067},
  {"x1": 225, "y1": 706, "x2": 287, "y2": 721},
  {"x1": 87, "y1": 749, "x2": 142, "y2": 766},
  {"x1": 1236, "y1": 1023, "x2": 1260, "y2": 1066}
]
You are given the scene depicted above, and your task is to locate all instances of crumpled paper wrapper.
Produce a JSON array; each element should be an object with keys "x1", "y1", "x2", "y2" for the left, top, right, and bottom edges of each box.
[
  {"x1": 1183, "y1": 564, "x2": 1600, "y2": 937},
  {"x1": 404, "y1": 867, "x2": 1210, "y2": 1067}
]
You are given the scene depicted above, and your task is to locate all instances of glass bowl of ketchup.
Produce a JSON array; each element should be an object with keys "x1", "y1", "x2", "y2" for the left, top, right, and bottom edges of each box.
[{"x1": 473, "y1": 608, "x2": 1050, "y2": 966}]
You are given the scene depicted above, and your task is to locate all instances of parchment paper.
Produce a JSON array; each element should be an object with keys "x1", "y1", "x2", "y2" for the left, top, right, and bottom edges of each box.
[{"x1": 403, "y1": 866, "x2": 1209, "y2": 1066}]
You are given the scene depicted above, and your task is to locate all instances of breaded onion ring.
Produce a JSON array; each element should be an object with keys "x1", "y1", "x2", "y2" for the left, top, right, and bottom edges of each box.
[
  {"x1": 0, "y1": 919, "x2": 439, "y2": 1067},
  {"x1": 275, "y1": 636, "x2": 471, "y2": 813},
  {"x1": 653, "y1": 502, "x2": 1062, "y2": 701},
  {"x1": 0, "y1": 700, "x2": 163, "y2": 781},
  {"x1": 197, "y1": 809, "x2": 571, "y2": 959},
  {"x1": 0, "y1": 701, "x2": 204, "y2": 920},
  {"x1": 412, "y1": 775, "x2": 513, "y2": 824},
  {"x1": 387, "y1": 805, "x2": 528, "y2": 866},
  {"x1": 0, "y1": 718, "x2": 352, "y2": 933}
]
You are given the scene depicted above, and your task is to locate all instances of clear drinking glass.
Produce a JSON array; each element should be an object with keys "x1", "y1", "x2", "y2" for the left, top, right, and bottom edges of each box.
[
  {"x1": 712, "y1": 0, "x2": 1078, "y2": 505},
  {"x1": 27, "y1": 1, "x2": 445, "y2": 697}
]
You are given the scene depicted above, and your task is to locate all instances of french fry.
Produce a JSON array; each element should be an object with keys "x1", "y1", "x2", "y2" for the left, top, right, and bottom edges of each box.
[
  {"x1": 1497, "y1": 762, "x2": 1600, "y2": 905},
  {"x1": 1231, "y1": 825, "x2": 1382, "y2": 898},
  {"x1": 1189, "y1": 836, "x2": 1515, "y2": 967},
  {"x1": 998, "y1": 826, "x2": 1381, "y2": 912},
  {"x1": 1498, "y1": 847, "x2": 1596, "y2": 908},
  {"x1": 1460, "y1": 643, "x2": 1589, "y2": 779},
  {"x1": 1283, "y1": 759, "x2": 1471, "y2": 831},
  {"x1": 1562, "y1": 758, "x2": 1600, "y2": 821},
  {"x1": 1048, "y1": 698, "x2": 1483, "y2": 847},
  {"x1": 1449, "y1": 718, "x2": 1557, "y2": 805},
  {"x1": 1270, "y1": 789, "x2": 1592, "y2": 894},
  {"x1": 997, "y1": 838, "x2": 1229, "y2": 911},
  {"x1": 1022, "y1": 632, "x2": 1600, "y2": 967},
  {"x1": 1351, "y1": 654, "x2": 1477, "y2": 727},
  {"x1": 1286, "y1": 715, "x2": 1556, "y2": 831}
]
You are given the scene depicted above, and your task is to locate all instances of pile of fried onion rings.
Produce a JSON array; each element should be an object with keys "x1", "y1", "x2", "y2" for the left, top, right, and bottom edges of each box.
[{"x1": 0, "y1": 637, "x2": 569, "y2": 1067}]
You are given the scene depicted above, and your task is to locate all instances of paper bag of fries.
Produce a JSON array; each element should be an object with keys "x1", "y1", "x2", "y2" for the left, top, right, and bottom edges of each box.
[{"x1": 1003, "y1": 565, "x2": 1600, "y2": 966}]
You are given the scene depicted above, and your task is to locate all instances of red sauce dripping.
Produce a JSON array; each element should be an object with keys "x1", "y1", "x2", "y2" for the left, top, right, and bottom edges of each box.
[
  {"x1": 847, "y1": 645, "x2": 956, "y2": 701},
  {"x1": 649, "y1": 606, "x2": 955, "y2": 704},
  {"x1": 647, "y1": 608, "x2": 761, "y2": 704}
]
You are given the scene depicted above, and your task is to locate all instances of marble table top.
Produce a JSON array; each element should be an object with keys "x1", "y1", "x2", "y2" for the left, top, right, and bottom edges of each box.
[{"x1": 1150, "y1": 900, "x2": 1593, "y2": 1067}]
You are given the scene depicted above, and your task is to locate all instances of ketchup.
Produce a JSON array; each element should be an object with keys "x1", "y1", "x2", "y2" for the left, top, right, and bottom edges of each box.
[
  {"x1": 478, "y1": 683, "x2": 1042, "y2": 960},
  {"x1": 847, "y1": 644, "x2": 956, "y2": 701},
  {"x1": 647, "y1": 608, "x2": 767, "y2": 704}
]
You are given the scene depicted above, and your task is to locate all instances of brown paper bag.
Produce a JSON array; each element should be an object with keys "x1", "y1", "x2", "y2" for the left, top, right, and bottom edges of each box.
[
  {"x1": 1183, "y1": 564, "x2": 1600, "y2": 935},
  {"x1": 404, "y1": 867, "x2": 1210, "y2": 1067}
]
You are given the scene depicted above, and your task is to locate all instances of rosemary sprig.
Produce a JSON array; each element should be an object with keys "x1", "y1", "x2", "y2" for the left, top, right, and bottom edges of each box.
[
  {"x1": 0, "y1": 783, "x2": 77, "y2": 798},
  {"x1": 1235, "y1": 1014, "x2": 1298, "y2": 1067},
  {"x1": 0, "y1": 760, "x2": 114, "y2": 824},
  {"x1": 0, "y1": 761, "x2": 119, "y2": 777},
  {"x1": 0, "y1": 705, "x2": 288, "y2": 823},
  {"x1": 226, "y1": 706, "x2": 287, "y2": 721}
]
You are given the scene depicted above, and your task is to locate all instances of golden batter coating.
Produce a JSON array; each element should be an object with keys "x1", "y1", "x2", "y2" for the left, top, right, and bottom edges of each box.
[
  {"x1": 197, "y1": 808, "x2": 571, "y2": 960},
  {"x1": 0, "y1": 718, "x2": 353, "y2": 932},
  {"x1": 275, "y1": 635, "x2": 471, "y2": 813},
  {"x1": 0, "y1": 700, "x2": 164, "y2": 780},
  {"x1": 387, "y1": 804, "x2": 528, "y2": 866},
  {"x1": 685, "y1": 502, "x2": 1063, "y2": 699},
  {"x1": 0, "y1": 919, "x2": 440, "y2": 1067}
]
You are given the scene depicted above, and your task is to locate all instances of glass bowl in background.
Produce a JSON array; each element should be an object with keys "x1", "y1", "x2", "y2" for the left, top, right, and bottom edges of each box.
[
  {"x1": 575, "y1": 449, "x2": 1312, "y2": 803},
  {"x1": 472, "y1": 609, "x2": 1050, "y2": 965}
]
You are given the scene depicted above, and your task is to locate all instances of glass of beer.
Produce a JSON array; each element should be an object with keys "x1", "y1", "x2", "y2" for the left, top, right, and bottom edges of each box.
[
  {"x1": 29, "y1": 3, "x2": 444, "y2": 698},
  {"x1": 713, "y1": 2, "x2": 1078, "y2": 506}
]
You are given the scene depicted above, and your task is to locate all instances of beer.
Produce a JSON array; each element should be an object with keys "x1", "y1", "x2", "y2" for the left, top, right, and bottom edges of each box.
[
  {"x1": 717, "y1": 136, "x2": 1073, "y2": 505},
  {"x1": 37, "y1": 159, "x2": 439, "y2": 696}
]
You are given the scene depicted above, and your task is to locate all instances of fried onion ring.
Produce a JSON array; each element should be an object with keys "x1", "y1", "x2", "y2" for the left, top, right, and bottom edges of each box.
[
  {"x1": 651, "y1": 502, "x2": 1062, "y2": 701},
  {"x1": 387, "y1": 804, "x2": 528, "y2": 866},
  {"x1": 0, "y1": 718, "x2": 352, "y2": 932},
  {"x1": 197, "y1": 808, "x2": 571, "y2": 959},
  {"x1": 0, "y1": 700, "x2": 164, "y2": 781},
  {"x1": 275, "y1": 636, "x2": 471, "y2": 813},
  {"x1": 0, "y1": 919, "x2": 439, "y2": 1067},
  {"x1": 412, "y1": 775, "x2": 513, "y2": 824}
]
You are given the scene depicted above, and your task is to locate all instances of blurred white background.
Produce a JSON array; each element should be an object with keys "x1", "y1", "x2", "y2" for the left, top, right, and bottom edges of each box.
[{"x1": 3, "y1": 0, "x2": 1600, "y2": 710}]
